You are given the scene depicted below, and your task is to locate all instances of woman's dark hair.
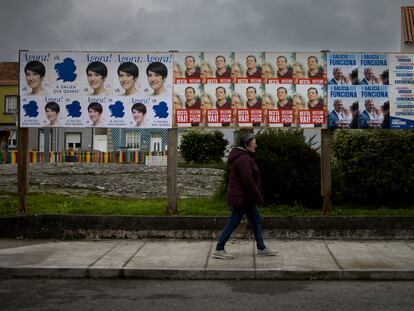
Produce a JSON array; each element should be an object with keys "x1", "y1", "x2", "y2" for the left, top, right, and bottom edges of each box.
[
  {"x1": 45, "y1": 101, "x2": 60, "y2": 113},
  {"x1": 146, "y1": 62, "x2": 168, "y2": 78},
  {"x1": 117, "y1": 62, "x2": 139, "y2": 78},
  {"x1": 24, "y1": 61, "x2": 46, "y2": 77},
  {"x1": 87, "y1": 102, "x2": 103, "y2": 113},
  {"x1": 131, "y1": 102, "x2": 147, "y2": 114},
  {"x1": 86, "y1": 62, "x2": 108, "y2": 78}
]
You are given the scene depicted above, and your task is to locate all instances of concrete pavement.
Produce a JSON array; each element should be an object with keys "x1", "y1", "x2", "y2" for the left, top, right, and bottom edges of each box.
[{"x1": 0, "y1": 239, "x2": 413, "y2": 280}]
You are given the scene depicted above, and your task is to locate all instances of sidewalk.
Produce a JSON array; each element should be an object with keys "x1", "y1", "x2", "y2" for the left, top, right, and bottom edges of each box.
[{"x1": 0, "y1": 239, "x2": 413, "y2": 280}]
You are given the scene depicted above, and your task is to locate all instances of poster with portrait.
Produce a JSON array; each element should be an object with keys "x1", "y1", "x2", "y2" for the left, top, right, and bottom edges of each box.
[
  {"x1": 264, "y1": 52, "x2": 295, "y2": 84},
  {"x1": 234, "y1": 83, "x2": 264, "y2": 127},
  {"x1": 327, "y1": 53, "x2": 359, "y2": 86},
  {"x1": 233, "y1": 52, "x2": 264, "y2": 84},
  {"x1": 327, "y1": 85, "x2": 359, "y2": 129},
  {"x1": 173, "y1": 52, "x2": 203, "y2": 84},
  {"x1": 265, "y1": 84, "x2": 295, "y2": 127},
  {"x1": 359, "y1": 85, "x2": 389, "y2": 129},
  {"x1": 203, "y1": 84, "x2": 233, "y2": 127},
  {"x1": 19, "y1": 51, "x2": 173, "y2": 128},
  {"x1": 173, "y1": 83, "x2": 203, "y2": 127},
  {"x1": 358, "y1": 53, "x2": 389, "y2": 85},
  {"x1": 295, "y1": 84, "x2": 327, "y2": 128},
  {"x1": 202, "y1": 52, "x2": 233, "y2": 84},
  {"x1": 295, "y1": 52, "x2": 326, "y2": 85}
]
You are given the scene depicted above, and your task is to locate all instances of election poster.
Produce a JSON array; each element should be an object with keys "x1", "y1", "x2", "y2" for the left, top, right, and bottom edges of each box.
[
  {"x1": 358, "y1": 53, "x2": 389, "y2": 85},
  {"x1": 233, "y1": 52, "x2": 265, "y2": 84},
  {"x1": 327, "y1": 53, "x2": 359, "y2": 85},
  {"x1": 264, "y1": 52, "x2": 295, "y2": 84},
  {"x1": 265, "y1": 83, "x2": 295, "y2": 127},
  {"x1": 203, "y1": 84, "x2": 233, "y2": 127},
  {"x1": 173, "y1": 52, "x2": 203, "y2": 84},
  {"x1": 20, "y1": 51, "x2": 173, "y2": 129},
  {"x1": 234, "y1": 83, "x2": 265, "y2": 127},
  {"x1": 202, "y1": 52, "x2": 233, "y2": 84},
  {"x1": 359, "y1": 85, "x2": 389, "y2": 129},
  {"x1": 389, "y1": 53, "x2": 414, "y2": 128},
  {"x1": 295, "y1": 52, "x2": 326, "y2": 85},
  {"x1": 295, "y1": 84, "x2": 326, "y2": 128},
  {"x1": 327, "y1": 85, "x2": 359, "y2": 129},
  {"x1": 173, "y1": 83, "x2": 203, "y2": 127}
]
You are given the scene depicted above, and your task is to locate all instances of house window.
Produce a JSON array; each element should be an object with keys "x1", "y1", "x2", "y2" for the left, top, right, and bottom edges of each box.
[
  {"x1": 65, "y1": 133, "x2": 81, "y2": 150},
  {"x1": 125, "y1": 132, "x2": 140, "y2": 150},
  {"x1": 4, "y1": 96, "x2": 18, "y2": 114}
]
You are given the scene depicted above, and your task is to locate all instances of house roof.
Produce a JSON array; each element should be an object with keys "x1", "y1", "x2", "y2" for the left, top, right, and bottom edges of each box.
[
  {"x1": 0, "y1": 62, "x2": 19, "y2": 84},
  {"x1": 402, "y1": 6, "x2": 414, "y2": 43}
]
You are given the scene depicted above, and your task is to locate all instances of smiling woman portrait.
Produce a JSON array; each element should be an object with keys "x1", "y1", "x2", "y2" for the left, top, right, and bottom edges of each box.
[
  {"x1": 146, "y1": 61, "x2": 168, "y2": 96},
  {"x1": 86, "y1": 62, "x2": 111, "y2": 96},
  {"x1": 25, "y1": 61, "x2": 47, "y2": 95},
  {"x1": 117, "y1": 62, "x2": 139, "y2": 96}
]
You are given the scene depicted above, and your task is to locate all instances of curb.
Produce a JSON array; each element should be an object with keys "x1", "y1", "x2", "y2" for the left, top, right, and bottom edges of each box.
[{"x1": 1, "y1": 267, "x2": 414, "y2": 280}]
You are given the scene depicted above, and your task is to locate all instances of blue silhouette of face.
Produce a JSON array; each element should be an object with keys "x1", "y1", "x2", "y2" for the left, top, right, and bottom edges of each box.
[
  {"x1": 23, "y1": 100, "x2": 39, "y2": 117},
  {"x1": 66, "y1": 101, "x2": 82, "y2": 118},
  {"x1": 153, "y1": 101, "x2": 169, "y2": 118},
  {"x1": 54, "y1": 58, "x2": 77, "y2": 82},
  {"x1": 109, "y1": 101, "x2": 125, "y2": 118}
]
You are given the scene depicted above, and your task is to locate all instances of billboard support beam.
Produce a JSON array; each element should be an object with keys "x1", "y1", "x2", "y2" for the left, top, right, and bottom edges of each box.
[
  {"x1": 321, "y1": 129, "x2": 332, "y2": 215},
  {"x1": 17, "y1": 127, "x2": 29, "y2": 214},
  {"x1": 167, "y1": 128, "x2": 178, "y2": 215}
]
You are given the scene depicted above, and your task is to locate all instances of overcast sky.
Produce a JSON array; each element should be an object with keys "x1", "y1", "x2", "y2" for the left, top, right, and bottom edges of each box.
[{"x1": 0, "y1": 0, "x2": 412, "y2": 61}]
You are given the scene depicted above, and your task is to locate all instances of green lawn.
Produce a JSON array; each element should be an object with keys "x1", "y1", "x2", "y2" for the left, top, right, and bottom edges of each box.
[{"x1": 1, "y1": 193, "x2": 413, "y2": 217}]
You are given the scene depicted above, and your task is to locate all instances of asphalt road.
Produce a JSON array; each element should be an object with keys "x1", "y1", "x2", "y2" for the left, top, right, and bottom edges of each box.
[{"x1": 0, "y1": 279, "x2": 413, "y2": 311}]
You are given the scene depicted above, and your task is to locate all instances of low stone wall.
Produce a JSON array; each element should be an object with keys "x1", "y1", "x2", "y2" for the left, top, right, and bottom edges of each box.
[{"x1": 1, "y1": 215, "x2": 413, "y2": 240}]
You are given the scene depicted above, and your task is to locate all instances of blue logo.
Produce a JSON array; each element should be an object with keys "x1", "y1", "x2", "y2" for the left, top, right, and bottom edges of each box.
[
  {"x1": 109, "y1": 101, "x2": 125, "y2": 118},
  {"x1": 153, "y1": 101, "x2": 169, "y2": 118},
  {"x1": 66, "y1": 101, "x2": 82, "y2": 118},
  {"x1": 23, "y1": 100, "x2": 39, "y2": 117},
  {"x1": 54, "y1": 58, "x2": 77, "y2": 82}
]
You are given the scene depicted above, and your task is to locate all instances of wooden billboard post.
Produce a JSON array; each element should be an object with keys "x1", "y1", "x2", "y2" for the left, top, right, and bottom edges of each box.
[
  {"x1": 320, "y1": 129, "x2": 332, "y2": 215},
  {"x1": 167, "y1": 128, "x2": 178, "y2": 215},
  {"x1": 17, "y1": 127, "x2": 29, "y2": 214}
]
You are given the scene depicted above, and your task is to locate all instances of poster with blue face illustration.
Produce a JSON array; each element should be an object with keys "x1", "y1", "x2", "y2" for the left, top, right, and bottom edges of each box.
[{"x1": 19, "y1": 51, "x2": 173, "y2": 128}]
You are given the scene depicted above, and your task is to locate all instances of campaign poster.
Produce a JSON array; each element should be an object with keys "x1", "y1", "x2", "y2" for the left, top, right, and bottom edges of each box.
[
  {"x1": 359, "y1": 85, "x2": 389, "y2": 129},
  {"x1": 19, "y1": 51, "x2": 173, "y2": 128},
  {"x1": 202, "y1": 52, "x2": 233, "y2": 84},
  {"x1": 389, "y1": 53, "x2": 414, "y2": 85},
  {"x1": 389, "y1": 53, "x2": 414, "y2": 128},
  {"x1": 295, "y1": 52, "x2": 326, "y2": 85},
  {"x1": 173, "y1": 83, "x2": 203, "y2": 127},
  {"x1": 358, "y1": 53, "x2": 389, "y2": 85},
  {"x1": 233, "y1": 52, "x2": 265, "y2": 84},
  {"x1": 327, "y1": 85, "x2": 359, "y2": 129},
  {"x1": 265, "y1": 84, "x2": 295, "y2": 127},
  {"x1": 295, "y1": 84, "x2": 327, "y2": 128},
  {"x1": 390, "y1": 86, "x2": 414, "y2": 128},
  {"x1": 234, "y1": 83, "x2": 264, "y2": 127},
  {"x1": 327, "y1": 53, "x2": 359, "y2": 85},
  {"x1": 203, "y1": 84, "x2": 233, "y2": 127},
  {"x1": 173, "y1": 52, "x2": 203, "y2": 84},
  {"x1": 264, "y1": 52, "x2": 295, "y2": 84}
]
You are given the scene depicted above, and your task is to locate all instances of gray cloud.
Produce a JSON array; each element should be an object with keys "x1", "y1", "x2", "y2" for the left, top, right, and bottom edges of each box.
[{"x1": 0, "y1": 0, "x2": 410, "y2": 60}]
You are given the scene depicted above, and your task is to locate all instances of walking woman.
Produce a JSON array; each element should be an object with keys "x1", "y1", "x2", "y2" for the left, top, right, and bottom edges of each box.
[{"x1": 213, "y1": 133, "x2": 277, "y2": 259}]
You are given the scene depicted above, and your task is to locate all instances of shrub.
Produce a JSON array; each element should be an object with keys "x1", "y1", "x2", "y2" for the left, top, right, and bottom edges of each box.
[
  {"x1": 255, "y1": 129, "x2": 321, "y2": 208},
  {"x1": 332, "y1": 130, "x2": 414, "y2": 204},
  {"x1": 180, "y1": 130, "x2": 228, "y2": 164}
]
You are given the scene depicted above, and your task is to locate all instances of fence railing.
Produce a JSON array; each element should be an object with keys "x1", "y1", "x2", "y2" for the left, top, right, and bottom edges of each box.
[{"x1": 0, "y1": 150, "x2": 168, "y2": 165}]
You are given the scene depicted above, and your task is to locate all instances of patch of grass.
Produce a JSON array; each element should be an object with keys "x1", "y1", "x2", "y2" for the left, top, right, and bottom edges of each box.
[{"x1": 1, "y1": 192, "x2": 413, "y2": 217}]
